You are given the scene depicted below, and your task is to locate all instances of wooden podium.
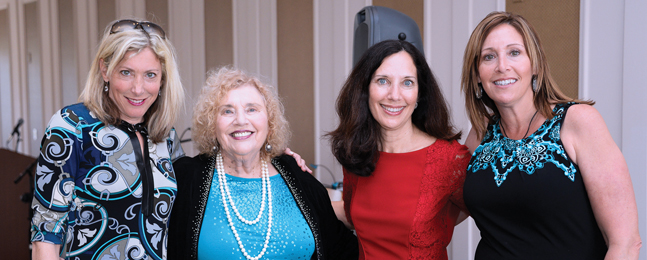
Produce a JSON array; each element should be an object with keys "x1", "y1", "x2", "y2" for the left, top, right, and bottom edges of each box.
[{"x1": 0, "y1": 148, "x2": 37, "y2": 259}]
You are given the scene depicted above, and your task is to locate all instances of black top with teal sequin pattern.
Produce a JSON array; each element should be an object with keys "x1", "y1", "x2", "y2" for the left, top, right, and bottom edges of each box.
[{"x1": 464, "y1": 103, "x2": 607, "y2": 260}]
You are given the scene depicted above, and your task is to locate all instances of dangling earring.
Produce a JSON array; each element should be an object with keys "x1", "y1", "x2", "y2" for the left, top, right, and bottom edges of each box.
[
  {"x1": 532, "y1": 75, "x2": 538, "y2": 92},
  {"x1": 476, "y1": 83, "x2": 483, "y2": 99},
  {"x1": 104, "y1": 81, "x2": 109, "y2": 92},
  {"x1": 265, "y1": 143, "x2": 272, "y2": 152}
]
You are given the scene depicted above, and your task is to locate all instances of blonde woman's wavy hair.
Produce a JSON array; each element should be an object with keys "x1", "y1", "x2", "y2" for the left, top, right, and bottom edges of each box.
[
  {"x1": 79, "y1": 19, "x2": 185, "y2": 143},
  {"x1": 461, "y1": 11, "x2": 592, "y2": 140},
  {"x1": 192, "y1": 67, "x2": 290, "y2": 160}
]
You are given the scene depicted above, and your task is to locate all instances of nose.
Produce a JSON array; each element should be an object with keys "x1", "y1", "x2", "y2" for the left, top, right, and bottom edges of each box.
[
  {"x1": 131, "y1": 75, "x2": 145, "y2": 95},
  {"x1": 233, "y1": 109, "x2": 247, "y2": 125},
  {"x1": 496, "y1": 56, "x2": 509, "y2": 73},
  {"x1": 387, "y1": 85, "x2": 401, "y2": 101}
]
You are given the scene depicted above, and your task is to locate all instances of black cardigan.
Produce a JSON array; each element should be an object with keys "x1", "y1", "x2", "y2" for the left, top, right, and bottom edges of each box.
[{"x1": 168, "y1": 154, "x2": 358, "y2": 260}]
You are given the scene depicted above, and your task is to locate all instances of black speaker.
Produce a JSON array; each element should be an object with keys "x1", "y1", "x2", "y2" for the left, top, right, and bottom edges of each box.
[{"x1": 352, "y1": 6, "x2": 424, "y2": 66}]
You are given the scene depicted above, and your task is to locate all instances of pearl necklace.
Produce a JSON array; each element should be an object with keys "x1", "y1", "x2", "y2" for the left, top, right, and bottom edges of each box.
[{"x1": 216, "y1": 152, "x2": 272, "y2": 260}]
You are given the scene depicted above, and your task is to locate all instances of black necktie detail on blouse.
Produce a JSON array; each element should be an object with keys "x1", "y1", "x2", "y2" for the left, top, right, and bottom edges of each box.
[{"x1": 117, "y1": 120, "x2": 155, "y2": 216}]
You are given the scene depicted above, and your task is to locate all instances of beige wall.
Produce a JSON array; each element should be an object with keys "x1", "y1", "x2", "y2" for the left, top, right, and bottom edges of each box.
[
  {"x1": 277, "y1": 0, "x2": 314, "y2": 164},
  {"x1": 205, "y1": 0, "x2": 233, "y2": 70},
  {"x1": 507, "y1": 0, "x2": 580, "y2": 99}
]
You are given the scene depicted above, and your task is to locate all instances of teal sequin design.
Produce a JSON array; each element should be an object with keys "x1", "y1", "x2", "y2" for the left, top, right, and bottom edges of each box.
[{"x1": 468, "y1": 104, "x2": 578, "y2": 187}]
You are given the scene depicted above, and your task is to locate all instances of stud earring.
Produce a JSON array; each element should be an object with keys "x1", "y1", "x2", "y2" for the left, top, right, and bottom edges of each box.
[
  {"x1": 476, "y1": 83, "x2": 483, "y2": 99},
  {"x1": 414, "y1": 102, "x2": 418, "y2": 109},
  {"x1": 265, "y1": 143, "x2": 272, "y2": 152}
]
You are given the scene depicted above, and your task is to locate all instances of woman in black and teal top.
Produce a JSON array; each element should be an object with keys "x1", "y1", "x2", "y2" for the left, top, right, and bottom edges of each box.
[{"x1": 460, "y1": 12, "x2": 641, "y2": 259}]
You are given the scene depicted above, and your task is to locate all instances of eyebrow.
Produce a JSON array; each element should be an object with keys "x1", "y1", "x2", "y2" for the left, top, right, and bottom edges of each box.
[
  {"x1": 482, "y1": 43, "x2": 524, "y2": 51},
  {"x1": 219, "y1": 103, "x2": 262, "y2": 109},
  {"x1": 373, "y1": 74, "x2": 417, "y2": 79}
]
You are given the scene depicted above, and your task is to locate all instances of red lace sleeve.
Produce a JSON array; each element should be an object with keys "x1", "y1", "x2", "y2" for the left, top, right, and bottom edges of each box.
[{"x1": 448, "y1": 142, "x2": 471, "y2": 213}]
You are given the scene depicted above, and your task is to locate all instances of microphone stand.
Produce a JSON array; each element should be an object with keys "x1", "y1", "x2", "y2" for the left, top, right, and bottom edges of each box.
[
  {"x1": 5, "y1": 131, "x2": 21, "y2": 152},
  {"x1": 15, "y1": 158, "x2": 36, "y2": 255}
]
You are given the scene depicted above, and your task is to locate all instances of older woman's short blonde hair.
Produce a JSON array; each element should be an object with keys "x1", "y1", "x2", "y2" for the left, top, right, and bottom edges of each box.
[
  {"x1": 79, "y1": 19, "x2": 185, "y2": 143},
  {"x1": 192, "y1": 67, "x2": 290, "y2": 159}
]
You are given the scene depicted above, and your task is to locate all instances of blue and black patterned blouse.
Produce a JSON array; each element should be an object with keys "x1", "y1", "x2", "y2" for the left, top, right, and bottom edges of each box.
[{"x1": 30, "y1": 103, "x2": 184, "y2": 260}]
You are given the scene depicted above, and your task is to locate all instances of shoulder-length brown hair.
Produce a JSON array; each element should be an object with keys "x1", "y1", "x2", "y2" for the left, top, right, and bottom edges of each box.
[
  {"x1": 192, "y1": 67, "x2": 290, "y2": 160},
  {"x1": 461, "y1": 11, "x2": 593, "y2": 140},
  {"x1": 328, "y1": 40, "x2": 460, "y2": 177}
]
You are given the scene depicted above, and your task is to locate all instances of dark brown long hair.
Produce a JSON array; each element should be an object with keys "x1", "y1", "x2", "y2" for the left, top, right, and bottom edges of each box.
[{"x1": 327, "y1": 40, "x2": 460, "y2": 177}]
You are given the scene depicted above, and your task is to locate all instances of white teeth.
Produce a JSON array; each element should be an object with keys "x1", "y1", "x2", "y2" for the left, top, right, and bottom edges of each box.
[
  {"x1": 127, "y1": 98, "x2": 144, "y2": 104},
  {"x1": 381, "y1": 105, "x2": 404, "y2": 113},
  {"x1": 494, "y1": 79, "x2": 517, "y2": 86},
  {"x1": 232, "y1": 131, "x2": 252, "y2": 138}
]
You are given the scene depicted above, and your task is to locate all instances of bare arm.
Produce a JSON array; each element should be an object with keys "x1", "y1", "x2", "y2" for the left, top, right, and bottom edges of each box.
[
  {"x1": 332, "y1": 200, "x2": 353, "y2": 229},
  {"x1": 32, "y1": 242, "x2": 63, "y2": 260},
  {"x1": 562, "y1": 105, "x2": 641, "y2": 259},
  {"x1": 464, "y1": 127, "x2": 480, "y2": 154}
]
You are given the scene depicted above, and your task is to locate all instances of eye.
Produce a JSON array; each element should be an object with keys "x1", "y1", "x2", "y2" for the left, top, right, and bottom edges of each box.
[
  {"x1": 223, "y1": 109, "x2": 234, "y2": 115},
  {"x1": 247, "y1": 107, "x2": 258, "y2": 113},
  {"x1": 377, "y1": 78, "x2": 388, "y2": 85},
  {"x1": 120, "y1": 70, "x2": 131, "y2": 76},
  {"x1": 510, "y1": 49, "x2": 520, "y2": 56},
  {"x1": 146, "y1": 72, "x2": 157, "y2": 78},
  {"x1": 403, "y1": 80, "x2": 414, "y2": 87},
  {"x1": 482, "y1": 53, "x2": 495, "y2": 61}
]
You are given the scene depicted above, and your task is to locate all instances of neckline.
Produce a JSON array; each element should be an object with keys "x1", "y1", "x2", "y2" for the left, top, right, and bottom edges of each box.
[
  {"x1": 495, "y1": 104, "x2": 561, "y2": 141},
  {"x1": 379, "y1": 140, "x2": 439, "y2": 155},
  {"x1": 221, "y1": 172, "x2": 281, "y2": 181}
]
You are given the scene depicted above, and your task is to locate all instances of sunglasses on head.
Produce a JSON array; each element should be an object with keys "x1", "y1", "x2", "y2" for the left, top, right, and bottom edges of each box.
[{"x1": 110, "y1": 19, "x2": 166, "y2": 39}]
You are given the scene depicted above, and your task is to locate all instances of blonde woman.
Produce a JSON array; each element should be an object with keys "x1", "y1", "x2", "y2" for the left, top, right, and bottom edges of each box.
[{"x1": 31, "y1": 19, "x2": 185, "y2": 260}]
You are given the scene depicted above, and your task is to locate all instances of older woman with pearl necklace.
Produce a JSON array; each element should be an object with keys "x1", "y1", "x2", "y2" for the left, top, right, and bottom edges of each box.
[{"x1": 168, "y1": 67, "x2": 358, "y2": 260}]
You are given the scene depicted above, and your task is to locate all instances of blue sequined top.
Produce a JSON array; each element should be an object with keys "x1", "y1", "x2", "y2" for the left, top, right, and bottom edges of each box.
[{"x1": 198, "y1": 171, "x2": 315, "y2": 259}]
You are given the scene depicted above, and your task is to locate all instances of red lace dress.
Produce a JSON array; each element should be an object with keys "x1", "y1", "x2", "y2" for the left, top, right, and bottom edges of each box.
[{"x1": 343, "y1": 139, "x2": 470, "y2": 260}]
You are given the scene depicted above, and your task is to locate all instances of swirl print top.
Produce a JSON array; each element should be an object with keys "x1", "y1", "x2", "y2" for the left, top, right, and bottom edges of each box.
[
  {"x1": 30, "y1": 103, "x2": 184, "y2": 260},
  {"x1": 463, "y1": 102, "x2": 607, "y2": 260}
]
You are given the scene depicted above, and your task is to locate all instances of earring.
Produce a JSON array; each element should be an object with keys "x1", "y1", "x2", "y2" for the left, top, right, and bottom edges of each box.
[
  {"x1": 476, "y1": 83, "x2": 483, "y2": 99},
  {"x1": 104, "y1": 82, "x2": 109, "y2": 92},
  {"x1": 414, "y1": 102, "x2": 418, "y2": 109},
  {"x1": 532, "y1": 75, "x2": 538, "y2": 92},
  {"x1": 158, "y1": 91, "x2": 161, "y2": 96},
  {"x1": 265, "y1": 143, "x2": 272, "y2": 152}
]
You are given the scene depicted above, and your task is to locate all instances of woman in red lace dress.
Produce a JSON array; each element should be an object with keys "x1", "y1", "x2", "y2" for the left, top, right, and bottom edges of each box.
[{"x1": 328, "y1": 40, "x2": 470, "y2": 259}]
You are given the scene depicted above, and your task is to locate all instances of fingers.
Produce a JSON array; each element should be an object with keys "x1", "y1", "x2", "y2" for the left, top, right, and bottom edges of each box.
[{"x1": 285, "y1": 148, "x2": 313, "y2": 173}]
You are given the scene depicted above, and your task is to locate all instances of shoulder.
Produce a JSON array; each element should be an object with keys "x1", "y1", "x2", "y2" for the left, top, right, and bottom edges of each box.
[
  {"x1": 432, "y1": 139, "x2": 470, "y2": 161},
  {"x1": 560, "y1": 104, "x2": 608, "y2": 139},
  {"x1": 273, "y1": 155, "x2": 326, "y2": 191},
  {"x1": 174, "y1": 154, "x2": 211, "y2": 170},
  {"x1": 45, "y1": 103, "x2": 99, "y2": 133},
  {"x1": 62, "y1": 103, "x2": 100, "y2": 124}
]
